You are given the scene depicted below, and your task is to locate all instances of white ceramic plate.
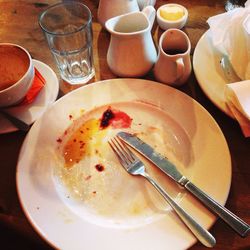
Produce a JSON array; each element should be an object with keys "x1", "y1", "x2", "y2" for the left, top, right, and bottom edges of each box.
[
  {"x1": 16, "y1": 79, "x2": 231, "y2": 250},
  {"x1": 0, "y1": 59, "x2": 59, "y2": 134},
  {"x1": 193, "y1": 30, "x2": 234, "y2": 118}
]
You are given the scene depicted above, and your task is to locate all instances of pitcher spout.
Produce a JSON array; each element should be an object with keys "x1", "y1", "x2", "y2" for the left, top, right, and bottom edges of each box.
[{"x1": 105, "y1": 11, "x2": 151, "y2": 35}]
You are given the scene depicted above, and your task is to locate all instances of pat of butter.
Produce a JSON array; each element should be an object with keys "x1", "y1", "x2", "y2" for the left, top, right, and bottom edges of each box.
[{"x1": 160, "y1": 6, "x2": 184, "y2": 21}]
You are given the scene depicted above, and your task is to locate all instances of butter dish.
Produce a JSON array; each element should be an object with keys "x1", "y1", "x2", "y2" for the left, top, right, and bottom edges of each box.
[{"x1": 156, "y1": 3, "x2": 188, "y2": 30}]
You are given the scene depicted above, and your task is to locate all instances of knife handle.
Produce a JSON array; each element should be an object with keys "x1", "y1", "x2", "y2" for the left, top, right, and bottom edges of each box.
[
  {"x1": 0, "y1": 109, "x2": 30, "y2": 132},
  {"x1": 184, "y1": 181, "x2": 250, "y2": 237}
]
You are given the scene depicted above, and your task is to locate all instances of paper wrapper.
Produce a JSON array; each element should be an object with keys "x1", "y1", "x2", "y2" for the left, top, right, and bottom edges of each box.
[{"x1": 18, "y1": 68, "x2": 45, "y2": 106}]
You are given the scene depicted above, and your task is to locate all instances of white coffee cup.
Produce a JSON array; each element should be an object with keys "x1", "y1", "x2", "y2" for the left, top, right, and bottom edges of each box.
[
  {"x1": 153, "y1": 29, "x2": 191, "y2": 86},
  {"x1": 0, "y1": 43, "x2": 35, "y2": 107}
]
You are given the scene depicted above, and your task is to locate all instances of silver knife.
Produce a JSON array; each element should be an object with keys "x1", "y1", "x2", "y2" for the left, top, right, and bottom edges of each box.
[{"x1": 117, "y1": 131, "x2": 250, "y2": 237}]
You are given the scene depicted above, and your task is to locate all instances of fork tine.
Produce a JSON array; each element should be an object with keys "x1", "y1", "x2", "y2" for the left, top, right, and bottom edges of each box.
[
  {"x1": 109, "y1": 138, "x2": 129, "y2": 167},
  {"x1": 114, "y1": 137, "x2": 135, "y2": 163},
  {"x1": 109, "y1": 136, "x2": 135, "y2": 166},
  {"x1": 113, "y1": 137, "x2": 129, "y2": 163},
  {"x1": 108, "y1": 138, "x2": 122, "y2": 161}
]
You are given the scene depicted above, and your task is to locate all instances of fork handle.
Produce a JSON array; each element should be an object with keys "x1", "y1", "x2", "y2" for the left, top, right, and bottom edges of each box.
[{"x1": 142, "y1": 172, "x2": 216, "y2": 248}]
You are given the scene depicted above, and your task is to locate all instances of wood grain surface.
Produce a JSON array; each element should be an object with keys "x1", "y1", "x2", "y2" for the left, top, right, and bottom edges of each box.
[{"x1": 0, "y1": 1, "x2": 249, "y2": 249}]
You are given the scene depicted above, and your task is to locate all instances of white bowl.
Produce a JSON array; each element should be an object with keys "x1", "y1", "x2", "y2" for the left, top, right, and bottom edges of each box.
[{"x1": 157, "y1": 3, "x2": 188, "y2": 30}]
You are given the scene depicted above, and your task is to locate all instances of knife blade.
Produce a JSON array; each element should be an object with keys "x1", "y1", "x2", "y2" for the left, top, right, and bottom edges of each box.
[
  {"x1": 117, "y1": 131, "x2": 250, "y2": 237},
  {"x1": 118, "y1": 131, "x2": 184, "y2": 184}
]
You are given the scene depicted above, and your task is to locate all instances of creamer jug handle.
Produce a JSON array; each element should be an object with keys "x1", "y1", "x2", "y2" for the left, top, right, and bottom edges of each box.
[
  {"x1": 142, "y1": 5, "x2": 156, "y2": 29},
  {"x1": 176, "y1": 58, "x2": 185, "y2": 81}
]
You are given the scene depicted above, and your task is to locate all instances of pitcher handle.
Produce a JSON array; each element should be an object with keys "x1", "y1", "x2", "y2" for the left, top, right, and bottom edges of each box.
[
  {"x1": 142, "y1": 5, "x2": 156, "y2": 30},
  {"x1": 176, "y1": 58, "x2": 185, "y2": 80},
  {"x1": 139, "y1": 0, "x2": 155, "y2": 10}
]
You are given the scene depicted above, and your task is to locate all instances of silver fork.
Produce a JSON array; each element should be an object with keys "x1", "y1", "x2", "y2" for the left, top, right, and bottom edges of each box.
[{"x1": 109, "y1": 136, "x2": 216, "y2": 248}]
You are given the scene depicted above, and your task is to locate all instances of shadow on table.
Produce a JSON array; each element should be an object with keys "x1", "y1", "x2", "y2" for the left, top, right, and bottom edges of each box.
[{"x1": 0, "y1": 221, "x2": 53, "y2": 250}]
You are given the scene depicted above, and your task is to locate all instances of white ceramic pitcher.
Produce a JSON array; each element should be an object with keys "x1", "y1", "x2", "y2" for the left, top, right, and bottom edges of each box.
[
  {"x1": 105, "y1": 6, "x2": 157, "y2": 77},
  {"x1": 137, "y1": 0, "x2": 156, "y2": 10},
  {"x1": 153, "y1": 29, "x2": 191, "y2": 86},
  {"x1": 97, "y1": 0, "x2": 140, "y2": 28}
]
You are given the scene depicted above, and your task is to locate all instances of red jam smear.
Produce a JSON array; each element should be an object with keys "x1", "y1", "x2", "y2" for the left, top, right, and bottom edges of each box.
[
  {"x1": 100, "y1": 107, "x2": 132, "y2": 129},
  {"x1": 95, "y1": 164, "x2": 105, "y2": 172}
]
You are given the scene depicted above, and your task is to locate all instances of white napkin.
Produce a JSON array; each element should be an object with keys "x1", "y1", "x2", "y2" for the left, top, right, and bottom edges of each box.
[
  {"x1": 225, "y1": 80, "x2": 250, "y2": 137},
  {"x1": 207, "y1": 1, "x2": 250, "y2": 80},
  {"x1": 207, "y1": 1, "x2": 250, "y2": 137}
]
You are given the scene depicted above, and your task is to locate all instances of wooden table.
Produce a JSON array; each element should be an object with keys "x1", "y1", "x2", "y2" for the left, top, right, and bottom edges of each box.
[{"x1": 0, "y1": 1, "x2": 249, "y2": 249}]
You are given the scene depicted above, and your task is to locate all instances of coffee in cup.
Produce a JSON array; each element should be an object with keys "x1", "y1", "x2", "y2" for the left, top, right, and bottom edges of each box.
[
  {"x1": 0, "y1": 45, "x2": 30, "y2": 91},
  {"x1": 0, "y1": 43, "x2": 34, "y2": 107}
]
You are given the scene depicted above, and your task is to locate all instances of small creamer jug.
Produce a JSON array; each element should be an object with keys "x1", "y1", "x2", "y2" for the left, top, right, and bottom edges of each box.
[{"x1": 153, "y1": 29, "x2": 191, "y2": 86}]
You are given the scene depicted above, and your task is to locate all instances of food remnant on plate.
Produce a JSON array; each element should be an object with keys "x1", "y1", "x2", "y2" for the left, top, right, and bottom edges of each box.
[
  {"x1": 56, "y1": 138, "x2": 62, "y2": 143},
  {"x1": 85, "y1": 175, "x2": 92, "y2": 181},
  {"x1": 53, "y1": 102, "x2": 190, "y2": 222},
  {"x1": 63, "y1": 118, "x2": 101, "y2": 168},
  {"x1": 160, "y1": 6, "x2": 184, "y2": 21},
  {"x1": 100, "y1": 107, "x2": 132, "y2": 129},
  {"x1": 59, "y1": 107, "x2": 132, "y2": 169},
  {"x1": 100, "y1": 108, "x2": 114, "y2": 128},
  {"x1": 95, "y1": 164, "x2": 105, "y2": 172}
]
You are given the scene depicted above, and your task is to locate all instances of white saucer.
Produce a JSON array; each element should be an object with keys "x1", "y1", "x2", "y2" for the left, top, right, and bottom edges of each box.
[
  {"x1": 0, "y1": 59, "x2": 59, "y2": 134},
  {"x1": 193, "y1": 30, "x2": 234, "y2": 118}
]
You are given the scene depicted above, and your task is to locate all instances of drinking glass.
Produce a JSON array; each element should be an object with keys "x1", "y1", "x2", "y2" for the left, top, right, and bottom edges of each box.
[{"x1": 39, "y1": 2, "x2": 95, "y2": 85}]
